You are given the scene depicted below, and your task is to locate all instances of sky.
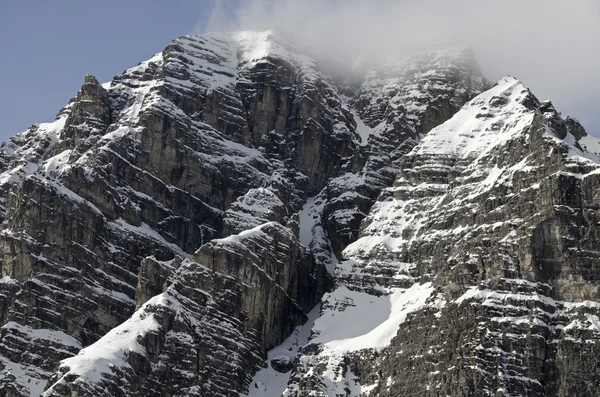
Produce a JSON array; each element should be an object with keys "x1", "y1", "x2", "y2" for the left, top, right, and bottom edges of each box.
[
  {"x1": 0, "y1": 1, "x2": 214, "y2": 139},
  {"x1": 0, "y1": 0, "x2": 598, "y2": 141}
]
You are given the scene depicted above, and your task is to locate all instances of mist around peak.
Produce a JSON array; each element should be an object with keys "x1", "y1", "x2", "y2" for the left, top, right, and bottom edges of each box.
[{"x1": 198, "y1": 0, "x2": 600, "y2": 134}]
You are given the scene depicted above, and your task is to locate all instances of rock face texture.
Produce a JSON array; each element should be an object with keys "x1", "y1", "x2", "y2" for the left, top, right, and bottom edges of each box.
[
  {"x1": 281, "y1": 78, "x2": 600, "y2": 397},
  {"x1": 367, "y1": 83, "x2": 600, "y2": 397},
  {"x1": 320, "y1": 48, "x2": 487, "y2": 259},
  {"x1": 0, "y1": 29, "x2": 597, "y2": 397},
  {"x1": 46, "y1": 222, "x2": 327, "y2": 397}
]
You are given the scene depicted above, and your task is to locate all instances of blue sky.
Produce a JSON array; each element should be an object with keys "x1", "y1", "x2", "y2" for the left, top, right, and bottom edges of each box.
[
  {"x1": 0, "y1": 1, "x2": 213, "y2": 139},
  {"x1": 1, "y1": 0, "x2": 598, "y2": 140}
]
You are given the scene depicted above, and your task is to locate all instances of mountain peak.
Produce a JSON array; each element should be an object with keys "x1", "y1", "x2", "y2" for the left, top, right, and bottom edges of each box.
[
  {"x1": 229, "y1": 29, "x2": 310, "y2": 66},
  {"x1": 0, "y1": 26, "x2": 598, "y2": 397},
  {"x1": 412, "y1": 76, "x2": 535, "y2": 158}
]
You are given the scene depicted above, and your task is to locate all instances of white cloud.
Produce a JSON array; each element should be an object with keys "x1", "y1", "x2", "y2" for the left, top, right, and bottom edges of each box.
[{"x1": 197, "y1": 0, "x2": 600, "y2": 134}]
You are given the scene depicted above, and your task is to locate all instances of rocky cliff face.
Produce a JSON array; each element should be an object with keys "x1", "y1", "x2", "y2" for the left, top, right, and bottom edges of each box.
[
  {"x1": 0, "y1": 28, "x2": 595, "y2": 397},
  {"x1": 0, "y1": 31, "x2": 484, "y2": 396},
  {"x1": 0, "y1": 30, "x2": 347, "y2": 396},
  {"x1": 45, "y1": 221, "x2": 327, "y2": 397},
  {"x1": 369, "y1": 83, "x2": 600, "y2": 397},
  {"x1": 280, "y1": 77, "x2": 600, "y2": 397}
]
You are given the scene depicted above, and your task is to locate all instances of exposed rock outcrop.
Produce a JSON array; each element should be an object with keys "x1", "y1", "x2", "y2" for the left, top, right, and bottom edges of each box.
[
  {"x1": 282, "y1": 77, "x2": 600, "y2": 397},
  {"x1": 45, "y1": 222, "x2": 327, "y2": 396},
  {"x1": 0, "y1": 31, "x2": 485, "y2": 396},
  {"x1": 2, "y1": 28, "x2": 593, "y2": 397}
]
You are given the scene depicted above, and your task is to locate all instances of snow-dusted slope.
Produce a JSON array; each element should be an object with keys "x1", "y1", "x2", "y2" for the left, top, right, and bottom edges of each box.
[
  {"x1": 278, "y1": 77, "x2": 600, "y2": 396},
  {"x1": 342, "y1": 76, "x2": 535, "y2": 278},
  {"x1": 413, "y1": 76, "x2": 533, "y2": 157},
  {"x1": 0, "y1": 30, "x2": 348, "y2": 396},
  {"x1": 44, "y1": 221, "x2": 325, "y2": 396},
  {"x1": 304, "y1": 46, "x2": 487, "y2": 268}
]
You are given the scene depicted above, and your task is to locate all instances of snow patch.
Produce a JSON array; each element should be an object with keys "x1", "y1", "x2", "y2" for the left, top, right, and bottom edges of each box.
[
  {"x1": 45, "y1": 293, "x2": 166, "y2": 391},
  {"x1": 313, "y1": 282, "x2": 434, "y2": 354},
  {"x1": 351, "y1": 111, "x2": 374, "y2": 146},
  {"x1": 298, "y1": 196, "x2": 320, "y2": 247},
  {"x1": 243, "y1": 305, "x2": 320, "y2": 397},
  {"x1": 109, "y1": 218, "x2": 189, "y2": 259},
  {"x1": 0, "y1": 356, "x2": 49, "y2": 397},
  {"x1": 298, "y1": 196, "x2": 338, "y2": 274},
  {"x1": 413, "y1": 76, "x2": 534, "y2": 158}
]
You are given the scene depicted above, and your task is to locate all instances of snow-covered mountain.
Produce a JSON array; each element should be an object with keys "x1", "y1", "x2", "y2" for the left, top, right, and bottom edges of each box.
[{"x1": 0, "y1": 30, "x2": 598, "y2": 397}]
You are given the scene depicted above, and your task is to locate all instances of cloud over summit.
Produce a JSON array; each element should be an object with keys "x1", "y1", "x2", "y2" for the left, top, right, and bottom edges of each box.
[{"x1": 198, "y1": 0, "x2": 600, "y2": 134}]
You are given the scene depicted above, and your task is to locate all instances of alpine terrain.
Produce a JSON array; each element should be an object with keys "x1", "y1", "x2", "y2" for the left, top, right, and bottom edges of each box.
[{"x1": 0, "y1": 30, "x2": 598, "y2": 397}]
